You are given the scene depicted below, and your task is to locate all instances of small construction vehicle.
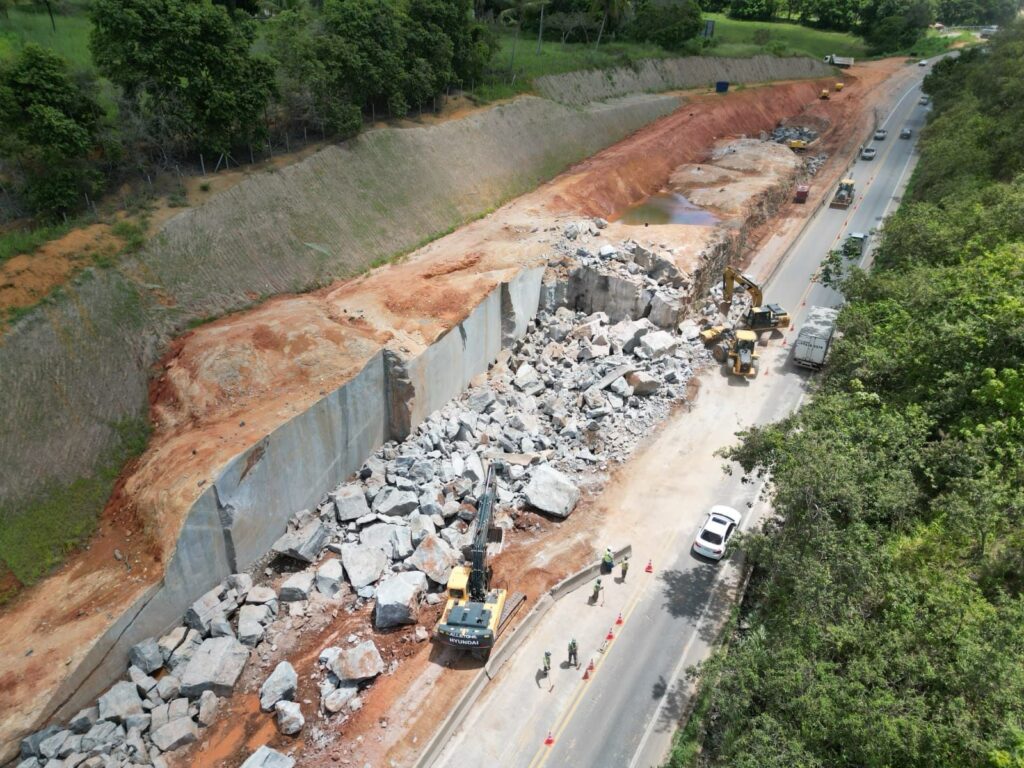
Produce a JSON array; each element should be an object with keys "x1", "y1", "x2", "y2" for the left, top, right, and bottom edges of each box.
[
  {"x1": 435, "y1": 462, "x2": 525, "y2": 656},
  {"x1": 835, "y1": 82, "x2": 845, "y2": 91},
  {"x1": 722, "y1": 266, "x2": 791, "y2": 332},
  {"x1": 824, "y1": 54, "x2": 855, "y2": 68},
  {"x1": 786, "y1": 139, "x2": 808, "y2": 153},
  {"x1": 712, "y1": 330, "x2": 760, "y2": 377},
  {"x1": 699, "y1": 324, "x2": 727, "y2": 345},
  {"x1": 794, "y1": 184, "x2": 810, "y2": 204},
  {"x1": 819, "y1": 88, "x2": 830, "y2": 100},
  {"x1": 829, "y1": 179, "x2": 855, "y2": 209}
]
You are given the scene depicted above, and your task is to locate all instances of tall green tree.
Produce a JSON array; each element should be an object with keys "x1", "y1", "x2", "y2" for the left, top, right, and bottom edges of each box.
[
  {"x1": 90, "y1": 0, "x2": 275, "y2": 157},
  {"x1": 591, "y1": 0, "x2": 628, "y2": 48},
  {"x1": 0, "y1": 44, "x2": 104, "y2": 217}
]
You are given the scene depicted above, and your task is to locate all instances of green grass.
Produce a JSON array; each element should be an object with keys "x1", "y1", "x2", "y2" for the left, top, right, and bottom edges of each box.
[
  {"x1": 0, "y1": 417, "x2": 150, "y2": 599},
  {"x1": 704, "y1": 13, "x2": 868, "y2": 60},
  {"x1": 475, "y1": 28, "x2": 676, "y2": 101},
  {"x1": 0, "y1": 219, "x2": 77, "y2": 265},
  {"x1": 0, "y1": 7, "x2": 95, "y2": 70}
]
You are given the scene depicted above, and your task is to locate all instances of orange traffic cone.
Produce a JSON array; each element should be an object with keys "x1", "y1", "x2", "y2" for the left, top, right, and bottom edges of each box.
[
  {"x1": 616, "y1": 612, "x2": 624, "y2": 625},
  {"x1": 544, "y1": 731, "x2": 555, "y2": 746},
  {"x1": 606, "y1": 627, "x2": 615, "y2": 641},
  {"x1": 583, "y1": 664, "x2": 591, "y2": 680},
  {"x1": 644, "y1": 559, "x2": 653, "y2": 573}
]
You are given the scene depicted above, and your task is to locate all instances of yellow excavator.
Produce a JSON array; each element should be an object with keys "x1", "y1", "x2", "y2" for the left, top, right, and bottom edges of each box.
[
  {"x1": 435, "y1": 462, "x2": 525, "y2": 657},
  {"x1": 712, "y1": 330, "x2": 760, "y2": 377},
  {"x1": 722, "y1": 266, "x2": 791, "y2": 332}
]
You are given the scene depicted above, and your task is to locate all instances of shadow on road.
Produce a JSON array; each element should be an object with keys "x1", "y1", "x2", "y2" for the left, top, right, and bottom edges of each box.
[
  {"x1": 659, "y1": 564, "x2": 730, "y2": 644},
  {"x1": 650, "y1": 674, "x2": 690, "y2": 732}
]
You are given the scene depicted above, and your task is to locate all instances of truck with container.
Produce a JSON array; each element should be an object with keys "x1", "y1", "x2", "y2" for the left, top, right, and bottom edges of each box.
[
  {"x1": 793, "y1": 306, "x2": 839, "y2": 369},
  {"x1": 824, "y1": 54, "x2": 855, "y2": 68}
]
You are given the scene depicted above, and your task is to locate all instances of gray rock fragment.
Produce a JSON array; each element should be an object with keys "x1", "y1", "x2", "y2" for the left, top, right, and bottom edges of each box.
[
  {"x1": 407, "y1": 534, "x2": 460, "y2": 584},
  {"x1": 279, "y1": 571, "x2": 315, "y2": 602},
  {"x1": 240, "y1": 745, "x2": 295, "y2": 768},
  {"x1": 150, "y1": 718, "x2": 198, "y2": 753},
  {"x1": 340, "y1": 542, "x2": 388, "y2": 589},
  {"x1": 271, "y1": 519, "x2": 328, "y2": 564},
  {"x1": 328, "y1": 640, "x2": 384, "y2": 682},
  {"x1": 128, "y1": 638, "x2": 163, "y2": 675},
  {"x1": 259, "y1": 661, "x2": 297, "y2": 712},
  {"x1": 331, "y1": 484, "x2": 371, "y2": 522},
  {"x1": 178, "y1": 637, "x2": 249, "y2": 698},
  {"x1": 315, "y1": 558, "x2": 344, "y2": 597},
  {"x1": 97, "y1": 681, "x2": 144, "y2": 723},
  {"x1": 523, "y1": 465, "x2": 581, "y2": 518},
  {"x1": 275, "y1": 701, "x2": 304, "y2": 736},
  {"x1": 374, "y1": 572, "x2": 427, "y2": 629}
]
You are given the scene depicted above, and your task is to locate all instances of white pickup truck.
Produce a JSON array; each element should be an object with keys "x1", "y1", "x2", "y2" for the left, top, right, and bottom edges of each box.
[{"x1": 793, "y1": 306, "x2": 839, "y2": 369}]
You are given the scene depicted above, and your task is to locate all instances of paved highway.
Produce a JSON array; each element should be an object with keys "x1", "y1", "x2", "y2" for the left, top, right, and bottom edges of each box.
[{"x1": 430, "y1": 67, "x2": 930, "y2": 768}]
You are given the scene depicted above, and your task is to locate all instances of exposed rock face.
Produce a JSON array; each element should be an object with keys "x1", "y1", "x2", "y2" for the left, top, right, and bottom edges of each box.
[
  {"x1": 523, "y1": 465, "x2": 581, "y2": 518},
  {"x1": 374, "y1": 572, "x2": 428, "y2": 629}
]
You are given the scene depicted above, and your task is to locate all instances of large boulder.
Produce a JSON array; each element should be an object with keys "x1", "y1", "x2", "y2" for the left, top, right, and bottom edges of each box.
[
  {"x1": 259, "y1": 662, "x2": 297, "y2": 712},
  {"x1": 179, "y1": 637, "x2": 250, "y2": 698},
  {"x1": 315, "y1": 558, "x2": 344, "y2": 598},
  {"x1": 340, "y1": 542, "x2": 388, "y2": 588},
  {"x1": 150, "y1": 718, "x2": 198, "y2": 752},
  {"x1": 97, "y1": 681, "x2": 144, "y2": 723},
  {"x1": 279, "y1": 571, "x2": 315, "y2": 602},
  {"x1": 372, "y1": 487, "x2": 418, "y2": 517},
  {"x1": 322, "y1": 682, "x2": 359, "y2": 714},
  {"x1": 328, "y1": 640, "x2": 384, "y2": 683},
  {"x1": 607, "y1": 318, "x2": 654, "y2": 354},
  {"x1": 271, "y1": 519, "x2": 328, "y2": 563},
  {"x1": 407, "y1": 534, "x2": 460, "y2": 585},
  {"x1": 128, "y1": 638, "x2": 164, "y2": 675},
  {"x1": 331, "y1": 484, "x2": 371, "y2": 522},
  {"x1": 639, "y1": 330, "x2": 678, "y2": 359},
  {"x1": 275, "y1": 701, "x2": 304, "y2": 736},
  {"x1": 374, "y1": 572, "x2": 428, "y2": 629},
  {"x1": 184, "y1": 586, "x2": 226, "y2": 636},
  {"x1": 360, "y1": 523, "x2": 413, "y2": 560},
  {"x1": 407, "y1": 513, "x2": 436, "y2": 547},
  {"x1": 625, "y1": 371, "x2": 660, "y2": 396},
  {"x1": 240, "y1": 746, "x2": 295, "y2": 768},
  {"x1": 524, "y1": 465, "x2": 580, "y2": 518}
]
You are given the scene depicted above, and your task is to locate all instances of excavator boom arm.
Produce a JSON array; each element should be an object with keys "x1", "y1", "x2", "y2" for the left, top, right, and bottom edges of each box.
[
  {"x1": 722, "y1": 266, "x2": 764, "y2": 307},
  {"x1": 467, "y1": 462, "x2": 499, "y2": 602}
]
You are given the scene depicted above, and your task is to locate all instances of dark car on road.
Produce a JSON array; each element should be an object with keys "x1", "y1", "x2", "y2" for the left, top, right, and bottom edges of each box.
[{"x1": 900, "y1": 127, "x2": 912, "y2": 139}]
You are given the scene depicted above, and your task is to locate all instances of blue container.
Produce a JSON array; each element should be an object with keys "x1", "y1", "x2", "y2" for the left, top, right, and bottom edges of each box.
[{"x1": 715, "y1": 81, "x2": 729, "y2": 93}]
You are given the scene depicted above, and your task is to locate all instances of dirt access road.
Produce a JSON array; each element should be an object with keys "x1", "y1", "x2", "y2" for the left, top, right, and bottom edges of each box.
[{"x1": 0, "y1": 59, "x2": 914, "y2": 765}]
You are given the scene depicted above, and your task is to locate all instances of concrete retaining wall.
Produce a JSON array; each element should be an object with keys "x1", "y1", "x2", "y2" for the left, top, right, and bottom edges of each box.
[{"x1": 536, "y1": 55, "x2": 833, "y2": 105}]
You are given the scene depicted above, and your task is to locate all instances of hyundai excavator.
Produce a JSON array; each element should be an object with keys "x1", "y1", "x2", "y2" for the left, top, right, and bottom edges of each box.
[
  {"x1": 435, "y1": 461, "x2": 526, "y2": 656},
  {"x1": 722, "y1": 266, "x2": 791, "y2": 332}
]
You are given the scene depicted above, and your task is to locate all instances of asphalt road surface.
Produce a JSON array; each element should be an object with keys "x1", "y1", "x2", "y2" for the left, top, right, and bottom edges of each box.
[{"x1": 431, "y1": 67, "x2": 930, "y2": 768}]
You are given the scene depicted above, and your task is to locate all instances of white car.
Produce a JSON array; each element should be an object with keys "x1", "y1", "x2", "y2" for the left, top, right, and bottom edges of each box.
[
  {"x1": 918, "y1": 59, "x2": 928, "y2": 66},
  {"x1": 861, "y1": 146, "x2": 877, "y2": 160},
  {"x1": 874, "y1": 128, "x2": 888, "y2": 140},
  {"x1": 692, "y1": 505, "x2": 742, "y2": 560}
]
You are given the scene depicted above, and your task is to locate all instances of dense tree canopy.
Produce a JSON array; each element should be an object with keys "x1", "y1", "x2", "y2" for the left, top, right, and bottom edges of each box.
[
  {"x1": 90, "y1": 0, "x2": 275, "y2": 156},
  {"x1": 680, "y1": 20, "x2": 1024, "y2": 768},
  {"x1": 0, "y1": 44, "x2": 105, "y2": 217}
]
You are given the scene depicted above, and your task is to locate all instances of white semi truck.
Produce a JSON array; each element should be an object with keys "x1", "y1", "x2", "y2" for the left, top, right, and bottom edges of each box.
[{"x1": 793, "y1": 306, "x2": 839, "y2": 369}]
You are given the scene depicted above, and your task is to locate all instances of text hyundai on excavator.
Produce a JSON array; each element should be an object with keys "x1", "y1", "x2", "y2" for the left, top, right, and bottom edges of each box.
[
  {"x1": 722, "y1": 266, "x2": 790, "y2": 332},
  {"x1": 435, "y1": 462, "x2": 526, "y2": 656}
]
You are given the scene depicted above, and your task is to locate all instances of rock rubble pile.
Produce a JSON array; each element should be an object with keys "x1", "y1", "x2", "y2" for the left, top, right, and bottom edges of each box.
[{"x1": 19, "y1": 231, "x2": 719, "y2": 768}]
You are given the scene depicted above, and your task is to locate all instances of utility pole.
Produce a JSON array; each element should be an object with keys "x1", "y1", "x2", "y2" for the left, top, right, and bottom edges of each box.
[{"x1": 536, "y1": 1, "x2": 547, "y2": 54}]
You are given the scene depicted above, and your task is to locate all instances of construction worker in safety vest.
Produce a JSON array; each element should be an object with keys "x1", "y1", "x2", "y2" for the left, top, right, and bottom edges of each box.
[
  {"x1": 590, "y1": 578, "x2": 603, "y2": 604},
  {"x1": 601, "y1": 547, "x2": 614, "y2": 574},
  {"x1": 542, "y1": 651, "x2": 552, "y2": 675},
  {"x1": 620, "y1": 557, "x2": 630, "y2": 581},
  {"x1": 568, "y1": 638, "x2": 579, "y2": 668}
]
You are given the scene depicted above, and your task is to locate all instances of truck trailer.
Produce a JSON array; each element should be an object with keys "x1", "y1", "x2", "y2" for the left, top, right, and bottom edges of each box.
[
  {"x1": 793, "y1": 306, "x2": 839, "y2": 369},
  {"x1": 824, "y1": 54, "x2": 855, "y2": 68}
]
